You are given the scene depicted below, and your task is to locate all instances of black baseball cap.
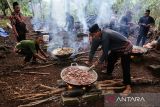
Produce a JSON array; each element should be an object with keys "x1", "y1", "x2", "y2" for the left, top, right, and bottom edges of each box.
[
  {"x1": 89, "y1": 24, "x2": 101, "y2": 33},
  {"x1": 13, "y1": 2, "x2": 19, "y2": 8}
]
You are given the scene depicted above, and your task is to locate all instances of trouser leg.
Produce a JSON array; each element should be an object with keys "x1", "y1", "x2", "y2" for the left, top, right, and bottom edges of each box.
[
  {"x1": 136, "y1": 34, "x2": 143, "y2": 46},
  {"x1": 142, "y1": 35, "x2": 147, "y2": 46},
  {"x1": 121, "y1": 54, "x2": 131, "y2": 85},
  {"x1": 24, "y1": 50, "x2": 33, "y2": 62},
  {"x1": 16, "y1": 36, "x2": 21, "y2": 42},
  {"x1": 107, "y1": 52, "x2": 119, "y2": 74},
  {"x1": 18, "y1": 34, "x2": 26, "y2": 42}
]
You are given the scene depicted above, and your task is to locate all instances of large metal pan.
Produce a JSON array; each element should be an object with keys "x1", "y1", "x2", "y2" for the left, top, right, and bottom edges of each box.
[
  {"x1": 131, "y1": 45, "x2": 148, "y2": 56},
  {"x1": 61, "y1": 63, "x2": 98, "y2": 86},
  {"x1": 51, "y1": 47, "x2": 74, "y2": 59}
]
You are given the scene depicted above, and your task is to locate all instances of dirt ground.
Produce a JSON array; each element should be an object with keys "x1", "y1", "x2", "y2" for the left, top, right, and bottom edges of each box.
[{"x1": 0, "y1": 18, "x2": 160, "y2": 107}]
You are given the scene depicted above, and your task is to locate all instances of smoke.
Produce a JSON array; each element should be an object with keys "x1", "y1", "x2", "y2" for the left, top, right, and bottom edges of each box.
[
  {"x1": 50, "y1": 0, "x2": 66, "y2": 28},
  {"x1": 72, "y1": 0, "x2": 89, "y2": 33},
  {"x1": 96, "y1": 0, "x2": 116, "y2": 27},
  {"x1": 30, "y1": 0, "x2": 116, "y2": 52}
]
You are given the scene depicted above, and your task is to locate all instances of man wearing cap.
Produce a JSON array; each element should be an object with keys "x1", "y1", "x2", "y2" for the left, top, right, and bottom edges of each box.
[
  {"x1": 88, "y1": 24, "x2": 133, "y2": 95},
  {"x1": 14, "y1": 37, "x2": 48, "y2": 65},
  {"x1": 136, "y1": 10, "x2": 155, "y2": 46}
]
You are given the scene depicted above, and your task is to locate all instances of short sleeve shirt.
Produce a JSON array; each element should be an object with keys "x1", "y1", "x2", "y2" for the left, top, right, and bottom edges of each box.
[{"x1": 16, "y1": 40, "x2": 37, "y2": 54}]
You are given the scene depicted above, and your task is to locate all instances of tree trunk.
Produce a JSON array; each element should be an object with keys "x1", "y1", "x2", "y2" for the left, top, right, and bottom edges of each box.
[
  {"x1": 2, "y1": 9, "x2": 6, "y2": 16},
  {"x1": 6, "y1": 0, "x2": 13, "y2": 13},
  {"x1": 30, "y1": 1, "x2": 34, "y2": 17}
]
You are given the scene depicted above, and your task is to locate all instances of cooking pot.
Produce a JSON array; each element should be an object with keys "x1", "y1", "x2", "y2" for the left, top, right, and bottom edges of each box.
[
  {"x1": 61, "y1": 63, "x2": 98, "y2": 86},
  {"x1": 51, "y1": 47, "x2": 74, "y2": 59}
]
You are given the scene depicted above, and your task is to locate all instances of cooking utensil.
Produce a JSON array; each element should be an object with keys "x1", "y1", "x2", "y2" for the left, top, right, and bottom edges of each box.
[
  {"x1": 51, "y1": 47, "x2": 74, "y2": 59},
  {"x1": 87, "y1": 64, "x2": 95, "y2": 72},
  {"x1": 61, "y1": 63, "x2": 98, "y2": 86}
]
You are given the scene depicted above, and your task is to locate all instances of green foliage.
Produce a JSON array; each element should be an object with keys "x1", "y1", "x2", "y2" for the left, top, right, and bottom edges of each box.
[
  {"x1": 113, "y1": 0, "x2": 160, "y2": 26},
  {"x1": 0, "y1": 0, "x2": 159, "y2": 26},
  {"x1": 0, "y1": 0, "x2": 9, "y2": 16},
  {"x1": 0, "y1": 19, "x2": 10, "y2": 28},
  {"x1": 0, "y1": 0, "x2": 32, "y2": 16}
]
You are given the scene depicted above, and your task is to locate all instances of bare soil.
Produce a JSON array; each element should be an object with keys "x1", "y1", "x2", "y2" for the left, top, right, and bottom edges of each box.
[{"x1": 0, "y1": 18, "x2": 160, "y2": 107}]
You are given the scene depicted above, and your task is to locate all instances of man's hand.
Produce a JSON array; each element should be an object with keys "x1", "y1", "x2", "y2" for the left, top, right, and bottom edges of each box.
[
  {"x1": 85, "y1": 61, "x2": 92, "y2": 65},
  {"x1": 93, "y1": 61, "x2": 99, "y2": 66},
  {"x1": 13, "y1": 48, "x2": 19, "y2": 53}
]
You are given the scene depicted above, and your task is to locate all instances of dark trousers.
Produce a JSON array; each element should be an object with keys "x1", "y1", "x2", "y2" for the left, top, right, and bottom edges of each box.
[
  {"x1": 136, "y1": 34, "x2": 147, "y2": 46},
  {"x1": 107, "y1": 52, "x2": 131, "y2": 85},
  {"x1": 19, "y1": 49, "x2": 35, "y2": 62},
  {"x1": 120, "y1": 28, "x2": 129, "y2": 38},
  {"x1": 17, "y1": 34, "x2": 26, "y2": 42}
]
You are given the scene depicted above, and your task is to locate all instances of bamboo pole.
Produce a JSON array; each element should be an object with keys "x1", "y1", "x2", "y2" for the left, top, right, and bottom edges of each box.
[{"x1": 6, "y1": 0, "x2": 13, "y2": 13}]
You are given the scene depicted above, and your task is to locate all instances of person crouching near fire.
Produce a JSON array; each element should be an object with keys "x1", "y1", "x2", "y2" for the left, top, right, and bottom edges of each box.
[
  {"x1": 14, "y1": 37, "x2": 48, "y2": 65},
  {"x1": 87, "y1": 24, "x2": 133, "y2": 96}
]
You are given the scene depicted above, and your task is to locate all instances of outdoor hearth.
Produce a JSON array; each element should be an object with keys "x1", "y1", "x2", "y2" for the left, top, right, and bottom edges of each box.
[{"x1": 57, "y1": 80, "x2": 102, "y2": 106}]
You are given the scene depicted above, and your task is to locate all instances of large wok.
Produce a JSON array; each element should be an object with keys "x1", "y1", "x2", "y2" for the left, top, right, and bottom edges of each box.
[
  {"x1": 51, "y1": 47, "x2": 74, "y2": 59},
  {"x1": 61, "y1": 63, "x2": 98, "y2": 86}
]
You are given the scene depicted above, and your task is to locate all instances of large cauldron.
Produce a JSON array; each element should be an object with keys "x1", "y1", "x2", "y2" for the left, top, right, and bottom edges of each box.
[{"x1": 61, "y1": 63, "x2": 98, "y2": 86}]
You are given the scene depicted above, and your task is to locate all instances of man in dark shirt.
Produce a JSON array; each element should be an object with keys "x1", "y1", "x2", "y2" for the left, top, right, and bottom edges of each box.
[
  {"x1": 87, "y1": 24, "x2": 133, "y2": 95},
  {"x1": 119, "y1": 11, "x2": 133, "y2": 38},
  {"x1": 136, "y1": 10, "x2": 155, "y2": 46},
  {"x1": 11, "y1": 2, "x2": 27, "y2": 42}
]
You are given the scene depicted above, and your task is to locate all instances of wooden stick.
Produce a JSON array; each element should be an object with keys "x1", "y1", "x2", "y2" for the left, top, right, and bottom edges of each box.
[
  {"x1": 23, "y1": 64, "x2": 53, "y2": 70},
  {"x1": 97, "y1": 77, "x2": 159, "y2": 86},
  {"x1": 13, "y1": 93, "x2": 47, "y2": 100},
  {"x1": 97, "y1": 80, "x2": 116, "y2": 84},
  {"x1": 74, "y1": 51, "x2": 90, "y2": 57},
  {"x1": 6, "y1": 0, "x2": 13, "y2": 13},
  {"x1": 100, "y1": 86, "x2": 125, "y2": 90},
  {"x1": 18, "y1": 96, "x2": 60, "y2": 107},
  {"x1": 99, "y1": 82, "x2": 124, "y2": 87},
  {"x1": 14, "y1": 88, "x2": 65, "y2": 100},
  {"x1": 98, "y1": 77, "x2": 145, "y2": 84},
  {"x1": 13, "y1": 71, "x2": 50, "y2": 75},
  {"x1": 36, "y1": 84, "x2": 56, "y2": 90},
  {"x1": 24, "y1": 72, "x2": 50, "y2": 75}
]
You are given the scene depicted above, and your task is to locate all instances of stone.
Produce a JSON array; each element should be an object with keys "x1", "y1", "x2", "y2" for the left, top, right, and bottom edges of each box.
[
  {"x1": 82, "y1": 93, "x2": 100, "y2": 102},
  {"x1": 61, "y1": 95, "x2": 80, "y2": 106}
]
